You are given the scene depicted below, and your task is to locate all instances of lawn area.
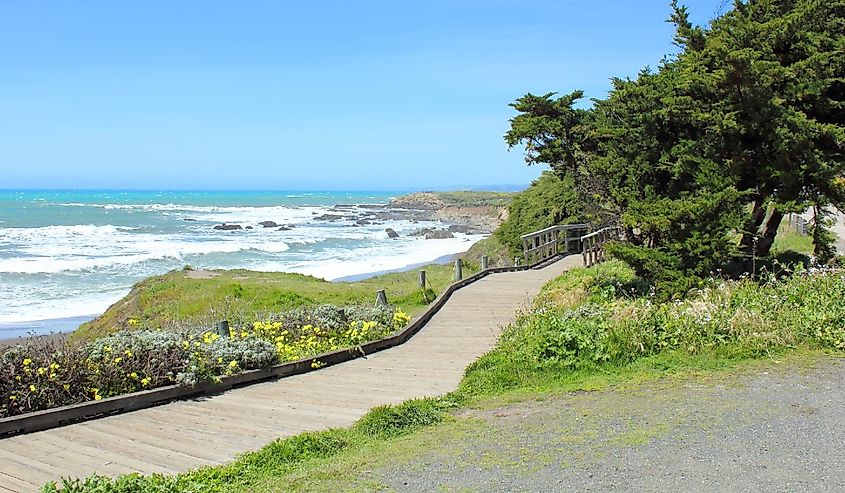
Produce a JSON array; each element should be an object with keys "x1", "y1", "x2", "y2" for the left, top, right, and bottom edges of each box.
[{"x1": 75, "y1": 262, "x2": 474, "y2": 340}]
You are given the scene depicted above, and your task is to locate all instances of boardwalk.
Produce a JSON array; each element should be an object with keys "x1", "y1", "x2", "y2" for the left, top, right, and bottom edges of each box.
[{"x1": 0, "y1": 255, "x2": 581, "y2": 491}]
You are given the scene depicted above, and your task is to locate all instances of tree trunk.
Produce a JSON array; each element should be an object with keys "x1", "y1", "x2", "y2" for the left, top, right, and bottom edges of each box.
[
  {"x1": 754, "y1": 208, "x2": 784, "y2": 258},
  {"x1": 740, "y1": 197, "x2": 766, "y2": 254}
]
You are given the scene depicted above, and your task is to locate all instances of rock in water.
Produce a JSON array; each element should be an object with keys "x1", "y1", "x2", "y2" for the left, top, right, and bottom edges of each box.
[
  {"x1": 425, "y1": 229, "x2": 455, "y2": 239},
  {"x1": 385, "y1": 228, "x2": 400, "y2": 238},
  {"x1": 259, "y1": 221, "x2": 279, "y2": 228},
  {"x1": 447, "y1": 224, "x2": 475, "y2": 234},
  {"x1": 214, "y1": 223, "x2": 243, "y2": 231}
]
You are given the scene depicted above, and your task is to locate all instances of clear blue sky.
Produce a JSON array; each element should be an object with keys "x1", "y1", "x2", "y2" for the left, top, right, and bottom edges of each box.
[{"x1": 0, "y1": 1, "x2": 726, "y2": 191}]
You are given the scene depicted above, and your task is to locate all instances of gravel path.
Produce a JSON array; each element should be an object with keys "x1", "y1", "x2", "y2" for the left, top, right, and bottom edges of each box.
[{"x1": 373, "y1": 356, "x2": 845, "y2": 492}]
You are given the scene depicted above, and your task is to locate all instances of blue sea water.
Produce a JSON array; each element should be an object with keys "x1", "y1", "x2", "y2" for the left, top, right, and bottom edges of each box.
[{"x1": 0, "y1": 190, "x2": 482, "y2": 337}]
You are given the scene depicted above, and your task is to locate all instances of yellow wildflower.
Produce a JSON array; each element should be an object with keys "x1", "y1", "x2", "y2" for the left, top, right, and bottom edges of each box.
[
  {"x1": 29, "y1": 385, "x2": 36, "y2": 392},
  {"x1": 9, "y1": 395, "x2": 16, "y2": 401},
  {"x1": 141, "y1": 377, "x2": 151, "y2": 386},
  {"x1": 228, "y1": 360, "x2": 239, "y2": 369},
  {"x1": 124, "y1": 350, "x2": 132, "y2": 357},
  {"x1": 22, "y1": 358, "x2": 31, "y2": 366},
  {"x1": 37, "y1": 367, "x2": 46, "y2": 375},
  {"x1": 49, "y1": 362, "x2": 60, "y2": 370},
  {"x1": 113, "y1": 357, "x2": 122, "y2": 364}
]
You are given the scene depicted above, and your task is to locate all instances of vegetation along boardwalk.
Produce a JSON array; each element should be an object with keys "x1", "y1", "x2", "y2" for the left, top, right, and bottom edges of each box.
[{"x1": 0, "y1": 255, "x2": 582, "y2": 491}]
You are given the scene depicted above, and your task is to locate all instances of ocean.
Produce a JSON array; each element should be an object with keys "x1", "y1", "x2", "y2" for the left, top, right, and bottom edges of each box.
[{"x1": 0, "y1": 190, "x2": 484, "y2": 338}]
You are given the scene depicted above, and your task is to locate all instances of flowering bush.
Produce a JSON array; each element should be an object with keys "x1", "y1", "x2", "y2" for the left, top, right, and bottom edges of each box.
[
  {"x1": 1, "y1": 304, "x2": 412, "y2": 418},
  {"x1": 235, "y1": 305, "x2": 411, "y2": 362},
  {"x1": 0, "y1": 338, "x2": 90, "y2": 418}
]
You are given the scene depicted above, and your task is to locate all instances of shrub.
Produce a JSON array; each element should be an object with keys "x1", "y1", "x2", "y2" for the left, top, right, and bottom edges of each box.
[
  {"x1": 459, "y1": 261, "x2": 845, "y2": 398},
  {"x1": 239, "y1": 305, "x2": 409, "y2": 362},
  {"x1": 2, "y1": 304, "x2": 412, "y2": 418},
  {"x1": 0, "y1": 338, "x2": 90, "y2": 418}
]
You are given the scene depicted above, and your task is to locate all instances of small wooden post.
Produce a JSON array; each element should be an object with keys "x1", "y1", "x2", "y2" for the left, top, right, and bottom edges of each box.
[
  {"x1": 514, "y1": 256, "x2": 521, "y2": 267},
  {"x1": 418, "y1": 269, "x2": 426, "y2": 289},
  {"x1": 375, "y1": 289, "x2": 388, "y2": 307},
  {"x1": 453, "y1": 258, "x2": 463, "y2": 282},
  {"x1": 216, "y1": 320, "x2": 230, "y2": 338},
  {"x1": 481, "y1": 255, "x2": 489, "y2": 271}
]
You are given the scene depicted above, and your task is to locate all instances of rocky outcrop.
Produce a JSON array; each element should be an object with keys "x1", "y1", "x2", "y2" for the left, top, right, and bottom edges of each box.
[
  {"x1": 314, "y1": 214, "x2": 345, "y2": 221},
  {"x1": 447, "y1": 224, "x2": 476, "y2": 234},
  {"x1": 259, "y1": 221, "x2": 279, "y2": 228},
  {"x1": 388, "y1": 192, "x2": 445, "y2": 210},
  {"x1": 213, "y1": 223, "x2": 243, "y2": 231},
  {"x1": 385, "y1": 228, "x2": 400, "y2": 238},
  {"x1": 425, "y1": 229, "x2": 455, "y2": 240}
]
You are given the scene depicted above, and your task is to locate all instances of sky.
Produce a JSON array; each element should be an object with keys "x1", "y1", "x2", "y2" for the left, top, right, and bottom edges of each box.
[{"x1": 0, "y1": 1, "x2": 728, "y2": 191}]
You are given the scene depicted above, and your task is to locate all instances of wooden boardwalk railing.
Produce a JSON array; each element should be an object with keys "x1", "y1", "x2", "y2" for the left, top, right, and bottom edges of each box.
[
  {"x1": 521, "y1": 223, "x2": 619, "y2": 268},
  {"x1": 581, "y1": 226, "x2": 620, "y2": 267},
  {"x1": 520, "y1": 224, "x2": 588, "y2": 266},
  {"x1": 0, "y1": 246, "x2": 588, "y2": 491}
]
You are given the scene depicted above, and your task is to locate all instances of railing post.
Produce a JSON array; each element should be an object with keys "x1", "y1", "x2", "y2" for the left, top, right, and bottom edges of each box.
[
  {"x1": 418, "y1": 270, "x2": 426, "y2": 289},
  {"x1": 514, "y1": 256, "x2": 521, "y2": 267},
  {"x1": 216, "y1": 320, "x2": 230, "y2": 338},
  {"x1": 375, "y1": 289, "x2": 388, "y2": 307},
  {"x1": 481, "y1": 255, "x2": 489, "y2": 271},
  {"x1": 453, "y1": 258, "x2": 463, "y2": 282}
]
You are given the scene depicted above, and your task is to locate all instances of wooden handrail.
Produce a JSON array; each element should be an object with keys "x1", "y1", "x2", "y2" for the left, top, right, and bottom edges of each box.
[
  {"x1": 520, "y1": 223, "x2": 589, "y2": 267},
  {"x1": 580, "y1": 226, "x2": 620, "y2": 266}
]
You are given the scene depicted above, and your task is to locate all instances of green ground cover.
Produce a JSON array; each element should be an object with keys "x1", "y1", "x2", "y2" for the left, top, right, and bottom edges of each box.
[
  {"x1": 76, "y1": 263, "x2": 472, "y2": 340},
  {"x1": 45, "y1": 257, "x2": 845, "y2": 492}
]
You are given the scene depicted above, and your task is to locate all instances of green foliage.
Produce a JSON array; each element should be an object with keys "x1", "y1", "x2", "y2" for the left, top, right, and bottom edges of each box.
[
  {"x1": 1, "y1": 330, "x2": 278, "y2": 418},
  {"x1": 460, "y1": 235, "x2": 512, "y2": 269},
  {"x1": 458, "y1": 261, "x2": 845, "y2": 399},
  {"x1": 75, "y1": 263, "x2": 470, "y2": 340},
  {"x1": 355, "y1": 398, "x2": 450, "y2": 439},
  {"x1": 433, "y1": 191, "x2": 514, "y2": 207},
  {"x1": 5, "y1": 304, "x2": 413, "y2": 418},
  {"x1": 494, "y1": 171, "x2": 582, "y2": 256},
  {"x1": 505, "y1": 0, "x2": 845, "y2": 292}
]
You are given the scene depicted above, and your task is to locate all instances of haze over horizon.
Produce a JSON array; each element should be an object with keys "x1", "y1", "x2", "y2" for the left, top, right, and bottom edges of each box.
[{"x1": 1, "y1": 1, "x2": 724, "y2": 191}]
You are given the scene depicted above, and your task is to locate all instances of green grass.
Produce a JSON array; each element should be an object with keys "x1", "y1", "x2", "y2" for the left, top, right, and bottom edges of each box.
[
  {"x1": 75, "y1": 263, "x2": 475, "y2": 340},
  {"x1": 49, "y1": 260, "x2": 845, "y2": 492},
  {"x1": 433, "y1": 191, "x2": 514, "y2": 207},
  {"x1": 459, "y1": 235, "x2": 513, "y2": 269},
  {"x1": 771, "y1": 221, "x2": 815, "y2": 257}
]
